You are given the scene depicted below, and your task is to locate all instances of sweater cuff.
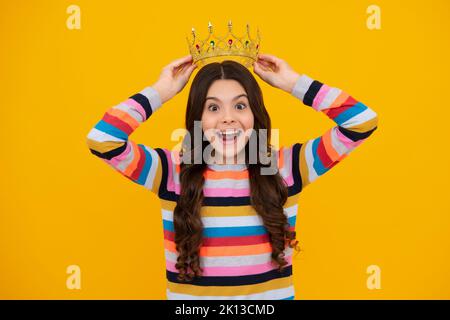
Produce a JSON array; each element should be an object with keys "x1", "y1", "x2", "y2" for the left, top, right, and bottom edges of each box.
[
  {"x1": 140, "y1": 86, "x2": 163, "y2": 113},
  {"x1": 291, "y1": 74, "x2": 314, "y2": 102}
]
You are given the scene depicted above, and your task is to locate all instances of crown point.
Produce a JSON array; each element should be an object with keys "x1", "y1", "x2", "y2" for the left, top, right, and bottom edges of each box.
[{"x1": 186, "y1": 21, "x2": 261, "y2": 69}]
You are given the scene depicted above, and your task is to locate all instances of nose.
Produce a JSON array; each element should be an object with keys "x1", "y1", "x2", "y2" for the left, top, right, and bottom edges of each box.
[
  {"x1": 221, "y1": 108, "x2": 236, "y2": 125},
  {"x1": 221, "y1": 117, "x2": 236, "y2": 125}
]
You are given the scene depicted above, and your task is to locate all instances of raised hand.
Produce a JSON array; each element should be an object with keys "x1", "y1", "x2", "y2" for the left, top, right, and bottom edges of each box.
[
  {"x1": 152, "y1": 54, "x2": 198, "y2": 104},
  {"x1": 252, "y1": 53, "x2": 301, "y2": 94}
]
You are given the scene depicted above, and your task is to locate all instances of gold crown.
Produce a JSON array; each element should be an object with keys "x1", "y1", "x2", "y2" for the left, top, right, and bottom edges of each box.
[{"x1": 186, "y1": 20, "x2": 261, "y2": 68}]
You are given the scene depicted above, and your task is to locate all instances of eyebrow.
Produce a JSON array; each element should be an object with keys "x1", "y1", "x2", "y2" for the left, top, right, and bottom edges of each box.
[{"x1": 205, "y1": 94, "x2": 248, "y2": 102}]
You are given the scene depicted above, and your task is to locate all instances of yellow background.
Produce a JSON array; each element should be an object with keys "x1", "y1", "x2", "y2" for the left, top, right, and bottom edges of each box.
[{"x1": 1, "y1": 0, "x2": 449, "y2": 299}]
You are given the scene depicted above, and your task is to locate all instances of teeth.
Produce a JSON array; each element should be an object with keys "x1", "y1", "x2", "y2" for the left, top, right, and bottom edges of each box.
[{"x1": 217, "y1": 129, "x2": 242, "y2": 139}]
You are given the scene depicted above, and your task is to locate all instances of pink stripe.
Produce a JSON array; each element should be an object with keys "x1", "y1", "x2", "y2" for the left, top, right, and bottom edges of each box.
[
  {"x1": 335, "y1": 127, "x2": 365, "y2": 150},
  {"x1": 165, "y1": 255, "x2": 292, "y2": 276},
  {"x1": 124, "y1": 98, "x2": 147, "y2": 120},
  {"x1": 203, "y1": 187, "x2": 250, "y2": 197},
  {"x1": 106, "y1": 142, "x2": 132, "y2": 165},
  {"x1": 163, "y1": 148, "x2": 180, "y2": 194},
  {"x1": 312, "y1": 84, "x2": 331, "y2": 111},
  {"x1": 170, "y1": 181, "x2": 251, "y2": 197},
  {"x1": 164, "y1": 146, "x2": 297, "y2": 196},
  {"x1": 282, "y1": 147, "x2": 294, "y2": 186}
]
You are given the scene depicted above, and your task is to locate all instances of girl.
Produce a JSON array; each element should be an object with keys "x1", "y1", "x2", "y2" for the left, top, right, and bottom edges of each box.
[{"x1": 86, "y1": 54, "x2": 378, "y2": 300}]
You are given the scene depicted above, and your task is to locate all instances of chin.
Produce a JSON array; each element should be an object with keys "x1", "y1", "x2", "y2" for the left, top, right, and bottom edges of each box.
[{"x1": 212, "y1": 143, "x2": 246, "y2": 159}]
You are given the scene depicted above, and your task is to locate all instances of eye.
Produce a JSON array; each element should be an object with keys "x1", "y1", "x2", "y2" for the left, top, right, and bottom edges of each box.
[
  {"x1": 208, "y1": 104, "x2": 219, "y2": 111},
  {"x1": 236, "y1": 103, "x2": 247, "y2": 110}
]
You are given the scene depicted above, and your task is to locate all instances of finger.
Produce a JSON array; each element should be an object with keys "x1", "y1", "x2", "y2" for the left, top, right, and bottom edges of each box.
[
  {"x1": 258, "y1": 53, "x2": 280, "y2": 66},
  {"x1": 171, "y1": 55, "x2": 193, "y2": 69},
  {"x1": 256, "y1": 58, "x2": 276, "y2": 72},
  {"x1": 182, "y1": 60, "x2": 197, "y2": 72},
  {"x1": 177, "y1": 64, "x2": 186, "y2": 74},
  {"x1": 258, "y1": 59, "x2": 272, "y2": 68},
  {"x1": 187, "y1": 63, "x2": 198, "y2": 74},
  {"x1": 173, "y1": 60, "x2": 192, "y2": 75},
  {"x1": 258, "y1": 53, "x2": 277, "y2": 61},
  {"x1": 253, "y1": 61, "x2": 266, "y2": 76},
  {"x1": 256, "y1": 60, "x2": 273, "y2": 72},
  {"x1": 258, "y1": 58, "x2": 277, "y2": 69},
  {"x1": 178, "y1": 61, "x2": 198, "y2": 78},
  {"x1": 182, "y1": 62, "x2": 197, "y2": 74}
]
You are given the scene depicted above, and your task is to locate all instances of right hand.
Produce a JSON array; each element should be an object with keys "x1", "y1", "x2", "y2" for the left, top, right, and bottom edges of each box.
[{"x1": 152, "y1": 54, "x2": 198, "y2": 104}]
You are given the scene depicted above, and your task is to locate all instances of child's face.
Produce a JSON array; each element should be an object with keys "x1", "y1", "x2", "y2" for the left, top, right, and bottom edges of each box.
[{"x1": 201, "y1": 79, "x2": 254, "y2": 164}]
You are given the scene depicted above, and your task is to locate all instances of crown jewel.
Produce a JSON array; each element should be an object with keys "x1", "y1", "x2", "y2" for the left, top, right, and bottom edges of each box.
[{"x1": 186, "y1": 20, "x2": 261, "y2": 68}]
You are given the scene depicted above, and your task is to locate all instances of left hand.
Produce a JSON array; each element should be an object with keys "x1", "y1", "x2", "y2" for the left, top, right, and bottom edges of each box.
[{"x1": 252, "y1": 53, "x2": 301, "y2": 94}]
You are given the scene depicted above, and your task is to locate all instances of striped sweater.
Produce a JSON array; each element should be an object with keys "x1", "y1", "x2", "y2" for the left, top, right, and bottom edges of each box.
[{"x1": 86, "y1": 74, "x2": 378, "y2": 300}]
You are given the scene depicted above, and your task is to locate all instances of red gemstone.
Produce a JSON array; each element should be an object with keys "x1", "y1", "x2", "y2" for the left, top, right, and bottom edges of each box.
[{"x1": 228, "y1": 39, "x2": 233, "y2": 45}]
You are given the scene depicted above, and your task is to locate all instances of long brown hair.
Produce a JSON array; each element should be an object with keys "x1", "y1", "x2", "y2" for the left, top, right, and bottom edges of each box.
[{"x1": 173, "y1": 60, "x2": 300, "y2": 282}]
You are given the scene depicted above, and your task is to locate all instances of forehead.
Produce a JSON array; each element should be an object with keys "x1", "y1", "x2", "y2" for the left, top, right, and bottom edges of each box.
[{"x1": 206, "y1": 79, "x2": 247, "y2": 98}]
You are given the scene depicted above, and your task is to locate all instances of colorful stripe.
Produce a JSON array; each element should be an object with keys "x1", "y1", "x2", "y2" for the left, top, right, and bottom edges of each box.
[
  {"x1": 86, "y1": 86, "x2": 163, "y2": 191},
  {"x1": 291, "y1": 74, "x2": 378, "y2": 188},
  {"x1": 87, "y1": 74, "x2": 378, "y2": 300}
]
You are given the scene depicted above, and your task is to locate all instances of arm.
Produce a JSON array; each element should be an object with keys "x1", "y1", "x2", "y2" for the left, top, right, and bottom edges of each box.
[
  {"x1": 86, "y1": 54, "x2": 197, "y2": 194},
  {"x1": 253, "y1": 53, "x2": 378, "y2": 190},
  {"x1": 86, "y1": 86, "x2": 165, "y2": 194},
  {"x1": 290, "y1": 74, "x2": 379, "y2": 189}
]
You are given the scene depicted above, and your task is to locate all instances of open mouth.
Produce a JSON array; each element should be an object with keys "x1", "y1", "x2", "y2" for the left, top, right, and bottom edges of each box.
[{"x1": 215, "y1": 129, "x2": 243, "y2": 145}]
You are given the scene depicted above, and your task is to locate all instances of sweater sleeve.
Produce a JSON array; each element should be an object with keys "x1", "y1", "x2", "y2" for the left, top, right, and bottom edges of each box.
[
  {"x1": 290, "y1": 74, "x2": 379, "y2": 190},
  {"x1": 86, "y1": 86, "x2": 165, "y2": 194}
]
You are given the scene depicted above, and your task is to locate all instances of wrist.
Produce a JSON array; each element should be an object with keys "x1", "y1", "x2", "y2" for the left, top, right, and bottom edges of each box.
[
  {"x1": 284, "y1": 73, "x2": 301, "y2": 94},
  {"x1": 151, "y1": 81, "x2": 171, "y2": 104},
  {"x1": 140, "y1": 86, "x2": 163, "y2": 112},
  {"x1": 290, "y1": 74, "x2": 314, "y2": 101}
]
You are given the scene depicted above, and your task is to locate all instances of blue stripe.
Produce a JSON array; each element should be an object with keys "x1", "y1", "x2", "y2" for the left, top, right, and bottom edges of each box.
[
  {"x1": 94, "y1": 120, "x2": 128, "y2": 140},
  {"x1": 163, "y1": 220, "x2": 174, "y2": 232},
  {"x1": 333, "y1": 102, "x2": 367, "y2": 126},
  {"x1": 136, "y1": 144, "x2": 152, "y2": 185},
  {"x1": 163, "y1": 221, "x2": 267, "y2": 237},
  {"x1": 288, "y1": 215, "x2": 296, "y2": 227},
  {"x1": 163, "y1": 215, "x2": 296, "y2": 237},
  {"x1": 281, "y1": 295, "x2": 295, "y2": 300},
  {"x1": 204, "y1": 226, "x2": 267, "y2": 237},
  {"x1": 311, "y1": 138, "x2": 328, "y2": 176}
]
